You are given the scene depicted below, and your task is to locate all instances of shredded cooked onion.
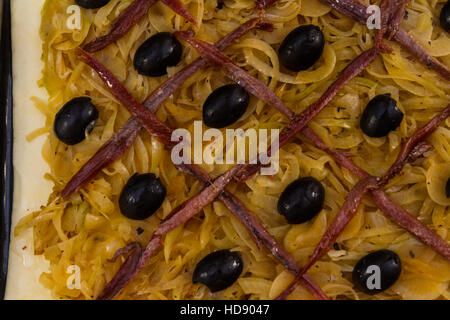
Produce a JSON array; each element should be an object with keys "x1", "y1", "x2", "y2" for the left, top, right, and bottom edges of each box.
[{"x1": 15, "y1": 0, "x2": 450, "y2": 300}]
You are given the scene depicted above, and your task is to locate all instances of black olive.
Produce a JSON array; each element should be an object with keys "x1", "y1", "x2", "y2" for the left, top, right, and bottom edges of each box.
[
  {"x1": 75, "y1": 0, "x2": 110, "y2": 9},
  {"x1": 193, "y1": 250, "x2": 243, "y2": 292},
  {"x1": 119, "y1": 173, "x2": 166, "y2": 220},
  {"x1": 133, "y1": 32, "x2": 182, "y2": 77},
  {"x1": 446, "y1": 178, "x2": 450, "y2": 198},
  {"x1": 54, "y1": 97, "x2": 99, "y2": 145},
  {"x1": 440, "y1": 1, "x2": 450, "y2": 32},
  {"x1": 352, "y1": 249, "x2": 402, "y2": 295},
  {"x1": 203, "y1": 84, "x2": 250, "y2": 128},
  {"x1": 277, "y1": 177, "x2": 325, "y2": 224},
  {"x1": 360, "y1": 94, "x2": 404, "y2": 138},
  {"x1": 278, "y1": 25, "x2": 325, "y2": 72}
]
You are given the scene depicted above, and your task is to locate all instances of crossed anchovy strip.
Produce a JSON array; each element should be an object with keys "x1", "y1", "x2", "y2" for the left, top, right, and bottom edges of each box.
[
  {"x1": 61, "y1": 0, "x2": 450, "y2": 299},
  {"x1": 83, "y1": 0, "x2": 197, "y2": 52}
]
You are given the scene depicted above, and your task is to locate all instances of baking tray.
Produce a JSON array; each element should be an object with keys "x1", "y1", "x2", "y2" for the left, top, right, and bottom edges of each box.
[{"x1": 0, "y1": 0, "x2": 13, "y2": 300}]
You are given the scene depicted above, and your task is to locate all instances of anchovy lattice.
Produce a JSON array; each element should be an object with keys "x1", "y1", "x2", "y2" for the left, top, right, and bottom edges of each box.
[{"x1": 59, "y1": 0, "x2": 450, "y2": 299}]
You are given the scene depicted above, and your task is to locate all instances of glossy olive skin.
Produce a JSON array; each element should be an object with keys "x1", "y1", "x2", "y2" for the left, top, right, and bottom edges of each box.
[
  {"x1": 75, "y1": 0, "x2": 111, "y2": 9},
  {"x1": 203, "y1": 84, "x2": 250, "y2": 128},
  {"x1": 440, "y1": 1, "x2": 450, "y2": 32},
  {"x1": 446, "y1": 178, "x2": 450, "y2": 198},
  {"x1": 360, "y1": 94, "x2": 404, "y2": 138},
  {"x1": 119, "y1": 173, "x2": 166, "y2": 220},
  {"x1": 352, "y1": 249, "x2": 402, "y2": 295},
  {"x1": 133, "y1": 32, "x2": 182, "y2": 77},
  {"x1": 279, "y1": 25, "x2": 325, "y2": 71},
  {"x1": 193, "y1": 250, "x2": 243, "y2": 292},
  {"x1": 54, "y1": 97, "x2": 99, "y2": 145},
  {"x1": 277, "y1": 177, "x2": 325, "y2": 224}
]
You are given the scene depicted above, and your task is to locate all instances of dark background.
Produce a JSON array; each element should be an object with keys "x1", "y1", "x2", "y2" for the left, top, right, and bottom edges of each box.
[{"x1": 0, "y1": 0, "x2": 13, "y2": 300}]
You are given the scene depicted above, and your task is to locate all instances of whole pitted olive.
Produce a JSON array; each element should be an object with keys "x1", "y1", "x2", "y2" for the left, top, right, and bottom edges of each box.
[
  {"x1": 54, "y1": 97, "x2": 99, "y2": 145},
  {"x1": 75, "y1": 0, "x2": 111, "y2": 9},
  {"x1": 440, "y1": 0, "x2": 450, "y2": 32},
  {"x1": 203, "y1": 84, "x2": 250, "y2": 128},
  {"x1": 352, "y1": 249, "x2": 402, "y2": 295},
  {"x1": 278, "y1": 25, "x2": 325, "y2": 71},
  {"x1": 193, "y1": 249, "x2": 243, "y2": 292},
  {"x1": 133, "y1": 32, "x2": 183, "y2": 77},
  {"x1": 277, "y1": 177, "x2": 325, "y2": 224},
  {"x1": 119, "y1": 173, "x2": 166, "y2": 220},
  {"x1": 360, "y1": 94, "x2": 404, "y2": 138}
]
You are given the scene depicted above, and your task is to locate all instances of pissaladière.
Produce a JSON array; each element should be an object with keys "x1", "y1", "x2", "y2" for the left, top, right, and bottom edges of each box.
[{"x1": 6, "y1": 0, "x2": 450, "y2": 300}]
